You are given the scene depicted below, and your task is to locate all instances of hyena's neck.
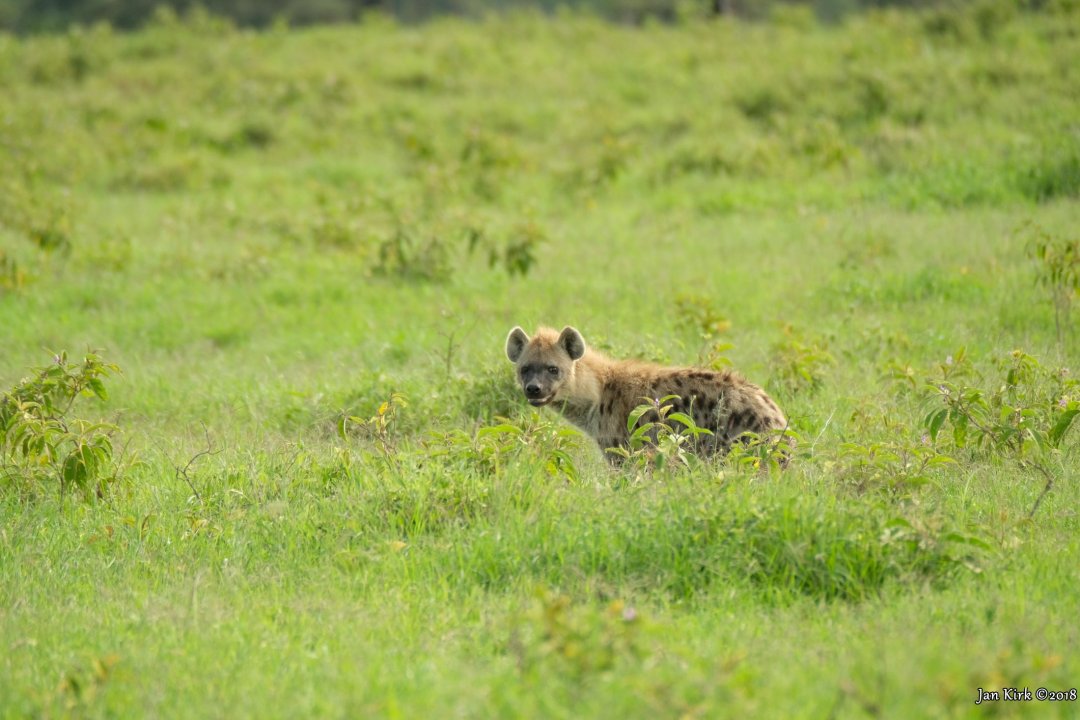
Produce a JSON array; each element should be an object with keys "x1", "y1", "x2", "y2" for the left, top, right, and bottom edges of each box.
[{"x1": 554, "y1": 351, "x2": 609, "y2": 434}]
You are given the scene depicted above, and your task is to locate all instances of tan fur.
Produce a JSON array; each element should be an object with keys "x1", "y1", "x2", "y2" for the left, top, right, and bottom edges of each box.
[{"x1": 506, "y1": 325, "x2": 789, "y2": 462}]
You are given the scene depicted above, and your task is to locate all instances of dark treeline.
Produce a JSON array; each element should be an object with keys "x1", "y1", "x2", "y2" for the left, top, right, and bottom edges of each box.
[{"x1": 0, "y1": 0, "x2": 1049, "y2": 32}]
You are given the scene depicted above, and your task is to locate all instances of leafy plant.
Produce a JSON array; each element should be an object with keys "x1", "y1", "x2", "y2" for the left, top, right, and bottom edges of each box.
[
  {"x1": 674, "y1": 293, "x2": 734, "y2": 369},
  {"x1": 0, "y1": 352, "x2": 124, "y2": 500},
  {"x1": 923, "y1": 349, "x2": 1077, "y2": 458},
  {"x1": 465, "y1": 219, "x2": 545, "y2": 278},
  {"x1": 770, "y1": 325, "x2": 834, "y2": 395},
  {"x1": 921, "y1": 348, "x2": 1077, "y2": 517},
  {"x1": 606, "y1": 394, "x2": 714, "y2": 471},
  {"x1": 339, "y1": 392, "x2": 409, "y2": 464},
  {"x1": 374, "y1": 226, "x2": 452, "y2": 282},
  {"x1": 606, "y1": 394, "x2": 794, "y2": 472},
  {"x1": 723, "y1": 425, "x2": 799, "y2": 473},
  {"x1": 829, "y1": 412, "x2": 956, "y2": 496},
  {"x1": 426, "y1": 411, "x2": 581, "y2": 482},
  {"x1": 498, "y1": 220, "x2": 544, "y2": 278},
  {"x1": 1023, "y1": 222, "x2": 1079, "y2": 344}
]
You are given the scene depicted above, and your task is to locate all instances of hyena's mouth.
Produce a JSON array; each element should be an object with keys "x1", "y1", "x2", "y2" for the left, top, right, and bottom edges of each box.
[{"x1": 528, "y1": 395, "x2": 554, "y2": 407}]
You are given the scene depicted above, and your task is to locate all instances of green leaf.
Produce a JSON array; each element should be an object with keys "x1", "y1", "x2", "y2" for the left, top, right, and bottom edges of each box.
[
  {"x1": 952, "y1": 413, "x2": 969, "y2": 448},
  {"x1": 927, "y1": 454, "x2": 957, "y2": 466},
  {"x1": 666, "y1": 412, "x2": 698, "y2": 430},
  {"x1": 682, "y1": 426, "x2": 714, "y2": 437},
  {"x1": 926, "y1": 408, "x2": 948, "y2": 442},
  {"x1": 629, "y1": 423, "x2": 655, "y2": 443},
  {"x1": 61, "y1": 453, "x2": 87, "y2": 489},
  {"x1": 478, "y1": 423, "x2": 523, "y2": 438},
  {"x1": 1048, "y1": 406, "x2": 1079, "y2": 448},
  {"x1": 86, "y1": 378, "x2": 108, "y2": 401},
  {"x1": 941, "y1": 532, "x2": 993, "y2": 551},
  {"x1": 627, "y1": 404, "x2": 654, "y2": 434},
  {"x1": 896, "y1": 475, "x2": 930, "y2": 487}
]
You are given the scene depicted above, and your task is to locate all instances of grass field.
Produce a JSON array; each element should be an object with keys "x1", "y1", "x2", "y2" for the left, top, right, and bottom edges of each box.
[{"x1": 2, "y1": 4, "x2": 1080, "y2": 717}]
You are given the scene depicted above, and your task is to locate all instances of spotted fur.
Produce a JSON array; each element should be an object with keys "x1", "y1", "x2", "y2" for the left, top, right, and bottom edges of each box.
[{"x1": 506, "y1": 325, "x2": 789, "y2": 462}]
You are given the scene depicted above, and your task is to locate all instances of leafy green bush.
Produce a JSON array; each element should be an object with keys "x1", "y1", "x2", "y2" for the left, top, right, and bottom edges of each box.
[
  {"x1": 922, "y1": 348, "x2": 1078, "y2": 459},
  {"x1": 914, "y1": 348, "x2": 1077, "y2": 518},
  {"x1": 0, "y1": 352, "x2": 124, "y2": 500}
]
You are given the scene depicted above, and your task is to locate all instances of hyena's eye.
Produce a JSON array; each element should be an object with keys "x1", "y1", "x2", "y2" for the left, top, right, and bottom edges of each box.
[{"x1": 547, "y1": 366, "x2": 559, "y2": 375}]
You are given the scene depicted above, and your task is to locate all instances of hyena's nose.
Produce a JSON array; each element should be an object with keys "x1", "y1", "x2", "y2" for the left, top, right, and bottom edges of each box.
[{"x1": 525, "y1": 383, "x2": 542, "y2": 398}]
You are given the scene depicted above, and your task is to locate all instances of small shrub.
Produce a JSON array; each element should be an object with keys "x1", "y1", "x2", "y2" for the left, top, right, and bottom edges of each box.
[
  {"x1": 829, "y1": 413, "x2": 957, "y2": 497},
  {"x1": 0, "y1": 352, "x2": 124, "y2": 500},
  {"x1": 674, "y1": 293, "x2": 734, "y2": 369},
  {"x1": 770, "y1": 325, "x2": 834, "y2": 395},
  {"x1": 606, "y1": 394, "x2": 716, "y2": 471},
  {"x1": 374, "y1": 226, "x2": 452, "y2": 282},
  {"x1": 339, "y1": 392, "x2": 409, "y2": 463},
  {"x1": 425, "y1": 412, "x2": 582, "y2": 482},
  {"x1": 919, "y1": 348, "x2": 1077, "y2": 518},
  {"x1": 499, "y1": 221, "x2": 545, "y2": 278},
  {"x1": 723, "y1": 426, "x2": 799, "y2": 472},
  {"x1": 1022, "y1": 222, "x2": 1079, "y2": 343},
  {"x1": 923, "y1": 349, "x2": 1078, "y2": 458}
]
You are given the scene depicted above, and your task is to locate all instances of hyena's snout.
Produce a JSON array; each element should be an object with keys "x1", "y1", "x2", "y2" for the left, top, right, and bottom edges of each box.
[
  {"x1": 522, "y1": 377, "x2": 555, "y2": 406},
  {"x1": 519, "y1": 372, "x2": 556, "y2": 406}
]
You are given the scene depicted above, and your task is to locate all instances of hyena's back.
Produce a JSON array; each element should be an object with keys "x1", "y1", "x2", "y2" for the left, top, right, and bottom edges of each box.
[{"x1": 594, "y1": 364, "x2": 787, "y2": 454}]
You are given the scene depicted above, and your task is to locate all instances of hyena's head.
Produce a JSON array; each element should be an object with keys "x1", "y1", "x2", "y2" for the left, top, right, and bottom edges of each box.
[{"x1": 505, "y1": 326, "x2": 586, "y2": 407}]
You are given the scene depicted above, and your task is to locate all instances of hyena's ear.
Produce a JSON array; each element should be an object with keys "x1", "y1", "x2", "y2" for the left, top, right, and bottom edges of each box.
[
  {"x1": 505, "y1": 326, "x2": 530, "y2": 363},
  {"x1": 558, "y1": 326, "x2": 586, "y2": 360}
]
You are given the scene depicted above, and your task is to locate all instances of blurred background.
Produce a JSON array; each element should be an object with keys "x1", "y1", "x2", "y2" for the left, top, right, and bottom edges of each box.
[{"x1": 0, "y1": 0, "x2": 1065, "y2": 32}]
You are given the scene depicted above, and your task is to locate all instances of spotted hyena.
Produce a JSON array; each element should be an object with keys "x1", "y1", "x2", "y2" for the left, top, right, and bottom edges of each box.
[{"x1": 505, "y1": 325, "x2": 789, "y2": 462}]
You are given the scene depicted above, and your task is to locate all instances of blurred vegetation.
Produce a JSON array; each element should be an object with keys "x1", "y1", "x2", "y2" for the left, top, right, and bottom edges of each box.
[{"x1": 1, "y1": 0, "x2": 1074, "y2": 31}]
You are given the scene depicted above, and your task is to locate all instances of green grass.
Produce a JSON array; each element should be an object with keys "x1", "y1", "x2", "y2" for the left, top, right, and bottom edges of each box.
[{"x1": 2, "y1": 4, "x2": 1080, "y2": 718}]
